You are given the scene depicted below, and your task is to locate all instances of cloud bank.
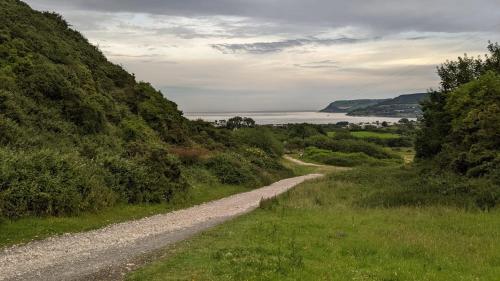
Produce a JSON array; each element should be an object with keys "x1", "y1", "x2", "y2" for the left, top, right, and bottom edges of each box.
[{"x1": 25, "y1": 0, "x2": 500, "y2": 112}]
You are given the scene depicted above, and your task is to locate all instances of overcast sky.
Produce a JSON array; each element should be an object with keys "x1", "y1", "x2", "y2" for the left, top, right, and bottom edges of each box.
[{"x1": 25, "y1": 1, "x2": 500, "y2": 112}]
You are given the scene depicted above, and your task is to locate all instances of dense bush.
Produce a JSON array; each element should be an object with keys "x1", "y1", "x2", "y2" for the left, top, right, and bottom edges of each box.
[
  {"x1": 0, "y1": 1, "x2": 298, "y2": 221},
  {"x1": 416, "y1": 43, "x2": 500, "y2": 178},
  {"x1": 205, "y1": 153, "x2": 259, "y2": 186},
  {"x1": 0, "y1": 1, "x2": 192, "y2": 218},
  {"x1": 242, "y1": 147, "x2": 283, "y2": 170},
  {"x1": 233, "y1": 127, "x2": 284, "y2": 157},
  {"x1": 0, "y1": 148, "x2": 115, "y2": 218}
]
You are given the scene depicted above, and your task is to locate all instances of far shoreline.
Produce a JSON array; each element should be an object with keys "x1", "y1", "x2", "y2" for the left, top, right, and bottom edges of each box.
[{"x1": 184, "y1": 111, "x2": 416, "y2": 125}]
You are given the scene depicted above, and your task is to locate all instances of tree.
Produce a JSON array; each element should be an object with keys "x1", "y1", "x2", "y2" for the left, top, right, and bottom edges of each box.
[
  {"x1": 415, "y1": 42, "x2": 500, "y2": 177},
  {"x1": 243, "y1": 117, "x2": 256, "y2": 128},
  {"x1": 416, "y1": 42, "x2": 500, "y2": 160},
  {"x1": 226, "y1": 116, "x2": 244, "y2": 130},
  {"x1": 226, "y1": 116, "x2": 256, "y2": 130}
]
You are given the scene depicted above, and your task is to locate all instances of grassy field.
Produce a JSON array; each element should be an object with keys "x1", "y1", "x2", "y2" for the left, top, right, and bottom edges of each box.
[
  {"x1": 350, "y1": 131, "x2": 401, "y2": 139},
  {"x1": 0, "y1": 159, "x2": 309, "y2": 249},
  {"x1": 327, "y1": 131, "x2": 401, "y2": 139},
  {"x1": 128, "y1": 166, "x2": 500, "y2": 281}
]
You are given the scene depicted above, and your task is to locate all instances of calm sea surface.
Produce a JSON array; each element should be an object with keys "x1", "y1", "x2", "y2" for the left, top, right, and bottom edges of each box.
[{"x1": 184, "y1": 112, "x2": 412, "y2": 125}]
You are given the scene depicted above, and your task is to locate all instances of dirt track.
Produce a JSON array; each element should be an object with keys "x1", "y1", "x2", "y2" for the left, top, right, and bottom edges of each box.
[{"x1": 0, "y1": 173, "x2": 323, "y2": 281}]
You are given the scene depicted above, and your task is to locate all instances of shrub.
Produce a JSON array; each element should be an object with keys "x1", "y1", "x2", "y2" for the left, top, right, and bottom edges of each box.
[
  {"x1": 100, "y1": 154, "x2": 186, "y2": 204},
  {"x1": 233, "y1": 127, "x2": 284, "y2": 157},
  {"x1": 118, "y1": 143, "x2": 187, "y2": 203},
  {"x1": 242, "y1": 147, "x2": 283, "y2": 170},
  {"x1": 0, "y1": 148, "x2": 116, "y2": 218},
  {"x1": 205, "y1": 153, "x2": 258, "y2": 185},
  {"x1": 170, "y1": 146, "x2": 210, "y2": 165}
]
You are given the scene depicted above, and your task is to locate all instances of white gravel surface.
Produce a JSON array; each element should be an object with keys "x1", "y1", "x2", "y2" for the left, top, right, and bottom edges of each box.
[{"x1": 0, "y1": 173, "x2": 323, "y2": 281}]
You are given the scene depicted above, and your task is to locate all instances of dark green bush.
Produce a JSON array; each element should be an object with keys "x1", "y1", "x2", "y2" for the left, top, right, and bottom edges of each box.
[
  {"x1": 242, "y1": 147, "x2": 283, "y2": 170},
  {"x1": 0, "y1": 0, "x2": 194, "y2": 219},
  {"x1": 101, "y1": 152, "x2": 186, "y2": 204},
  {"x1": 233, "y1": 127, "x2": 284, "y2": 157},
  {"x1": 205, "y1": 153, "x2": 258, "y2": 185},
  {"x1": 0, "y1": 148, "x2": 116, "y2": 218}
]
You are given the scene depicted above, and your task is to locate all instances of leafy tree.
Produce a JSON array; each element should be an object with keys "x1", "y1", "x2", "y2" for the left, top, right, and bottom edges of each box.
[
  {"x1": 243, "y1": 117, "x2": 256, "y2": 128},
  {"x1": 226, "y1": 116, "x2": 256, "y2": 130},
  {"x1": 416, "y1": 42, "x2": 500, "y2": 178},
  {"x1": 226, "y1": 116, "x2": 244, "y2": 130}
]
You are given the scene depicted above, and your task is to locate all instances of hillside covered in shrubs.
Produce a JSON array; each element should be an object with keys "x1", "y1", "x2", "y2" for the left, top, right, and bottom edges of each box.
[{"x1": 0, "y1": 0, "x2": 290, "y2": 219}]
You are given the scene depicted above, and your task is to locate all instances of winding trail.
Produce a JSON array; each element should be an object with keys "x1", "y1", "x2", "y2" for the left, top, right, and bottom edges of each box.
[
  {"x1": 283, "y1": 155, "x2": 327, "y2": 167},
  {"x1": 0, "y1": 172, "x2": 323, "y2": 281}
]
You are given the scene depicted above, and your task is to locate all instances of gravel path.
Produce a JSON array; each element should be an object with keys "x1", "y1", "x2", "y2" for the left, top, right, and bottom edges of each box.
[
  {"x1": 0, "y1": 173, "x2": 323, "y2": 281},
  {"x1": 284, "y1": 155, "x2": 326, "y2": 167}
]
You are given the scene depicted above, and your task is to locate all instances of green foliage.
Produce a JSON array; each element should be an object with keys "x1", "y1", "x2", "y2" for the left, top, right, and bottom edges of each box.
[
  {"x1": 233, "y1": 127, "x2": 284, "y2": 157},
  {"x1": 437, "y1": 42, "x2": 500, "y2": 93},
  {"x1": 225, "y1": 116, "x2": 256, "y2": 130},
  {"x1": 286, "y1": 123, "x2": 325, "y2": 139},
  {"x1": 350, "y1": 131, "x2": 400, "y2": 139},
  {"x1": 302, "y1": 147, "x2": 402, "y2": 167},
  {"x1": 443, "y1": 72, "x2": 500, "y2": 176},
  {"x1": 188, "y1": 119, "x2": 236, "y2": 149},
  {"x1": 331, "y1": 130, "x2": 413, "y2": 148},
  {"x1": 304, "y1": 135, "x2": 400, "y2": 160},
  {"x1": 205, "y1": 153, "x2": 260, "y2": 186},
  {"x1": 416, "y1": 43, "x2": 500, "y2": 179},
  {"x1": 0, "y1": 148, "x2": 115, "y2": 218},
  {"x1": 0, "y1": 0, "x2": 191, "y2": 218}
]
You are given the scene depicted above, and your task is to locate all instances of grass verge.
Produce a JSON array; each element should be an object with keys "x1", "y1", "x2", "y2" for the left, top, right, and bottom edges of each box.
[{"x1": 127, "y1": 166, "x2": 500, "y2": 281}]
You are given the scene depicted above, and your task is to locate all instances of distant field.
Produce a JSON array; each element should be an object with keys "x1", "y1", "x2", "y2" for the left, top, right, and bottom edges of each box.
[
  {"x1": 327, "y1": 131, "x2": 336, "y2": 137},
  {"x1": 327, "y1": 131, "x2": 401, "y2": 139},
  {"x1": 351, "y1": 131, "x2": 401, "y2": 139},
  {"x1": 128, "y1": 166, "x2": 500, "y2": 281}
]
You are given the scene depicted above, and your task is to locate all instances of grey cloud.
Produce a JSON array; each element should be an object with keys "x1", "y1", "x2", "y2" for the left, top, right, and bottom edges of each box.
[
  {"x1": 212, "y1": 37, "x2": 370, "y2": 54},
  {"x1": 25, "y1": 0, "x2": 500, "y2": 33},
  {"x1": 294, "y1": 60, "x2": 339, "y2": 69},
  {"x1": 339, "y1": 65, "x2": 437, "y2": 77}
]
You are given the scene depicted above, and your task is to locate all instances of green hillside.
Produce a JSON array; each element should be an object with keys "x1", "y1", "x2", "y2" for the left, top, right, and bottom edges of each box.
[
  {"x1": 320, "y1": 99, "x2": 386, "y2": 113},
  {"x1": 0, "y1": 0, "x2": 290, "y2": 219},
  {"x1": 347, "y1": 93, "x2": 428, "y2": 117}
]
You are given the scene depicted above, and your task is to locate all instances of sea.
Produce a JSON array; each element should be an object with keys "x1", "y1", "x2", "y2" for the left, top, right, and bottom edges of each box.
[{"x1": 184, "y1": 111, "x2": 413, "y2": 125}]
